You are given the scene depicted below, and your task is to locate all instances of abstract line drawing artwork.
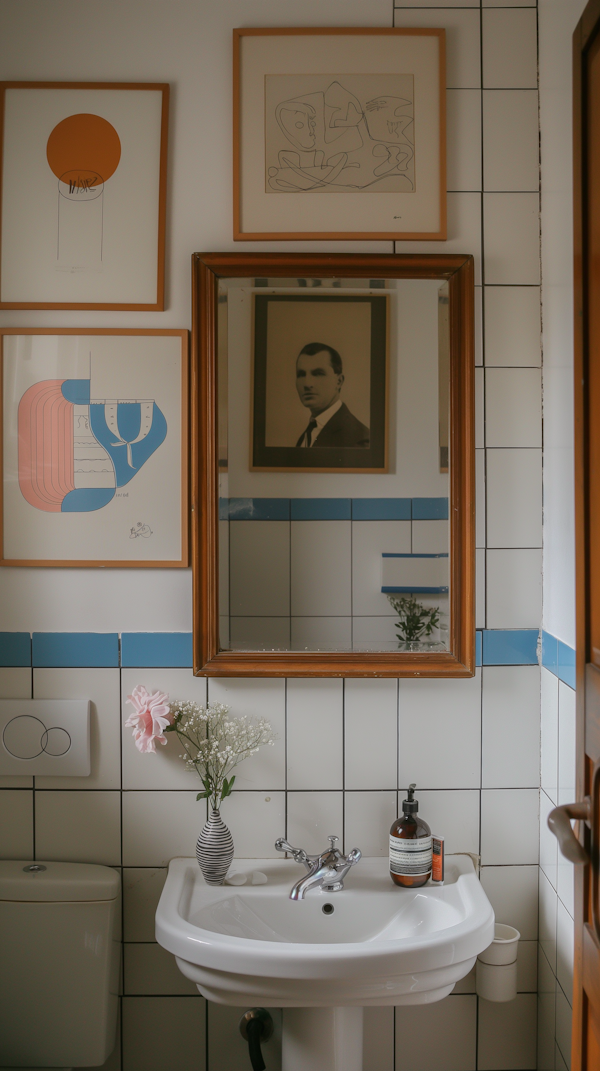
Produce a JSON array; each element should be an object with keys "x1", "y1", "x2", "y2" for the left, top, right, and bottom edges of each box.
[
  {"x1": 265, "y1": 75, "x2": 414, "y2": 194},
  {"x1": 17, "y1": 369, "x2": 166, "y2": 513},
  {"x1": 46, "y1": 113, "x2": 122, "y2": 272}
]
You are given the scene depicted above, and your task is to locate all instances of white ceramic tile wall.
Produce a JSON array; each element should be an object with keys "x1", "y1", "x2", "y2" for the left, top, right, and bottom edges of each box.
[
  {"x1": 538, "y1": 677, "x2": 577, "y2": 1067},
  {"x1": 481, "y1": 666, "x2": 540, "y2": 788},
  {"x1": 484, "y1": 287, "x2": 541, "y2": 368},
  {"x1": 486, "y1": 548, "x2": 543, "y2": 628},
  {"x1": 537, "y1": 1, "x2": 584, "y2": 1059},
  {"x1": 486, "y1": 449, "x2": 543, "y2": 549},
  {"x1": 483, "y1": 91, "x2": 540, "y2": 192},
  {"x1": 0, "y1": 0, "x2": 550, "y2": 1067}
]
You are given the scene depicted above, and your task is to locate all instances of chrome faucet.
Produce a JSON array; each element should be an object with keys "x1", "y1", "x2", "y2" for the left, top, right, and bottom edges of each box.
[{"x1": 275, "y1": 835, "x2": 362, "y2": 900}]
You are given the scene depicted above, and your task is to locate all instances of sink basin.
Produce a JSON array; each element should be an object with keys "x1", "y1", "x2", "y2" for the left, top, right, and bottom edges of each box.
[{"x1": 156, "y1": 854, "x2": 494, "y2": 1008}]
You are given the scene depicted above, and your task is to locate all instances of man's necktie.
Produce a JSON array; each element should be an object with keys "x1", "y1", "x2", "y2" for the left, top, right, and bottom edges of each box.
[{"x1": 297, "y1": 418, "x2": 318, "y2": 447}]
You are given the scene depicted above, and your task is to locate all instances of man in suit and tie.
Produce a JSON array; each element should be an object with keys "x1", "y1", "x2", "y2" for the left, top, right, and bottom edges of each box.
[{"x1": 294, "y1": 341, "x2": 370, "y2": 448}]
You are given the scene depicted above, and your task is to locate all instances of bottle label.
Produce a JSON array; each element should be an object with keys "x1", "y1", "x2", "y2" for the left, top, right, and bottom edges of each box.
[
  {"x1": 432, "y1": 835, "x2": 444, "y2": 882},
  {"x1": 389, "y1": 835, "x2": 433, "y2": 876}
]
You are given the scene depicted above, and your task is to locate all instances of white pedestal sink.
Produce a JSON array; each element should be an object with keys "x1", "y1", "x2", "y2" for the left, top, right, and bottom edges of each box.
[{"x1": 156, "y1": 855, "x2": 494, "y2": 1071}]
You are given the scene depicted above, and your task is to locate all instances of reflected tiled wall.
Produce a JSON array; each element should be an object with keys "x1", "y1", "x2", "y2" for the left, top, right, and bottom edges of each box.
[{"x1": 226, "y1": 499, "x2": 449, "y2": 650}]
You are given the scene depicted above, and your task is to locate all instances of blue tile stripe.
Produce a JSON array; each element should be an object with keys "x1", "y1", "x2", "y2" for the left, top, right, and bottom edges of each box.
[
  {"x1": 121, "y1": 633, "x2": 193, "y2": 668},
  {"x1": 481, "y1": 630, "x2": 539, "y2": 666},
  {"x1": 541, "y1": 629, "x2": 576, "y2": 688},
  {"x1": 541, "y1": 630, "x2": 558, "y2": 674},
  {"x1": 221, "y1": 497, "x2": 448, "y2": 521},
  {"x1": 0, "y1": 632, "x2": 31, "y2": 667},
  {"x1": 557, "y1": 640, "x2": 576, "y2": 689},
  {"x1": 32, "y1": 633, "x2": 119, "y2": 668},
  {"x1": 0, "y1": 627, "x2": 560, "y2": 669}
]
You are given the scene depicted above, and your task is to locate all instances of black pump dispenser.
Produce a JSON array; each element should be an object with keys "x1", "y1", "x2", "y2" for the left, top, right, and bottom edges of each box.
[{"x1": 402, "y1": 783, "x2": 419, "y2": 815}]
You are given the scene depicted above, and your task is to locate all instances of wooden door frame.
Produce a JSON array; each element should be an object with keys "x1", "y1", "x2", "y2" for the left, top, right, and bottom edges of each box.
[{"x1": 573, "y1": 1, "x2": 600, "y2": 1064}]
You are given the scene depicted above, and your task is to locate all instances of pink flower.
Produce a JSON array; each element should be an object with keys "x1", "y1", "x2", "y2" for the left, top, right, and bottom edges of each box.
[{"x1": 125, "y1": 685, "x2": 172, "y2": 753}]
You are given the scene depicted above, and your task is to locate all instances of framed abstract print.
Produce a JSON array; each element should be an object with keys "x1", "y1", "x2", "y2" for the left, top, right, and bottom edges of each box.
[
  {"x1": 251, "y1": 292, "x2": 388, "y2": 472},
  {"x1": 233, "y1": 28, "x2": 446, "y2": 241},
  {"x1": 0, "y1": 329, "x2": 188, "y2": 567},
  {"x1": 0, "y1": 82, "x2": 169, "y2": 309}
]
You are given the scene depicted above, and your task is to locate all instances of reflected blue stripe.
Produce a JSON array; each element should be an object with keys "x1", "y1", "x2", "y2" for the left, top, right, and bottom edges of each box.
[
  {"x1": 291, "y1": 499, "x2": 351, "y2": 520},
  {"x1": 352, "y1": 498, "x2": 411, "y2": 520},
  {"x1": 228, "y1": 498, "x2": 290, "y2": 520},
  {"x1": 412, "y1": 498, "x2": 449, "y2": 520}
]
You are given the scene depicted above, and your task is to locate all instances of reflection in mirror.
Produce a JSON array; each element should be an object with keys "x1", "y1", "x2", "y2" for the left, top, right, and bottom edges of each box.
[{"x1": 217, "y1": 276, "x2": 450, "y2": 653}]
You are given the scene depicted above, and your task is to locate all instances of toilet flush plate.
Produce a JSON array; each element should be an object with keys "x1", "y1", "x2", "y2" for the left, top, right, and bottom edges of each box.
[{"x1": 0, "y1": 699, "x2": 90, "y2": 775}]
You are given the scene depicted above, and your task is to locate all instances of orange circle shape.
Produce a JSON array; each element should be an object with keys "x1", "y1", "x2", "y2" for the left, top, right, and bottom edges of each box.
[{"x1": 46, "y1": 113, "x2": 121, "y2": 183}]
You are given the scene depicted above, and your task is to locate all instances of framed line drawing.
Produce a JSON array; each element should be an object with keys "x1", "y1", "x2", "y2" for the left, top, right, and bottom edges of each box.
[
  {"x1": 0, "y1": 82, "x2": 169, "y2": 309},
  {"x1": 251, "y1": 293, "x2": 388, "y2": 472},
  {"x1": 233, "y1": 28, "x2": 446, "y2": 241},
  {"x1": 0, "y1": 329, "x2": 188, "y2": 567}
]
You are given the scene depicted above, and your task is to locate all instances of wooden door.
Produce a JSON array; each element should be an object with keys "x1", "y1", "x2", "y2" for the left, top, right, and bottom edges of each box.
[{"x1": 552, "y1": 1, "x2": 600, "y2": 1065}]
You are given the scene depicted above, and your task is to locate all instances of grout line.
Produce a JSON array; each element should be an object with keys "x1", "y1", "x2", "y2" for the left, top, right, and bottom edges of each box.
[
  {"x1": 31, "y1": 775, "x2": 36, "y2": 861},
  {"x1": 119, "y1": 665, "x2": 125, "y2": 1014},
  {"x1": 342, "y1": 678, "x2": 346, "y2": 854},
  {"x1": 0, "y1": 784, "x2": 542, "y2": 793},
  {"x1": 284, "y1": 677, "x2": 288, "y2": 843},
  {"x1": 396, "y1": 677, "x2": 400, "y2": 794}
]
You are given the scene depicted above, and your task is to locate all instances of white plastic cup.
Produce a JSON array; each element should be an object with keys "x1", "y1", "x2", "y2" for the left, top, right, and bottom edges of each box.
[{"x1": 476, "y1": 924, "x2": 520, "y2": 1002}]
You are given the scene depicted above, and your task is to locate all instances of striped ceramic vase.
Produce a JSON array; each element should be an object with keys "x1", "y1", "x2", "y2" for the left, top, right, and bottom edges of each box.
[{"x1": 196, "y1": 808, "x2": 234, "y2": 885}]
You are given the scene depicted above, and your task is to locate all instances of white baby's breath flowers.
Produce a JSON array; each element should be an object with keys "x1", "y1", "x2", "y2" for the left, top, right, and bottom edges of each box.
[{"x1": 165, "y1": 699, "x2": 276, "y2": 811}]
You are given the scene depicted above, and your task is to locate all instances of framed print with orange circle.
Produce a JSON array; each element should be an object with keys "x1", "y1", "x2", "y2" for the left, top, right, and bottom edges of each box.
[{"x1": 0, "y1": 83, "x2": 169, "y2": 309}]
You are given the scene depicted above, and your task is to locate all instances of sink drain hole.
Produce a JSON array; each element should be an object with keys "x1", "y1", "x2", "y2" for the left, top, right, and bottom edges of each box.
[{"x1": 322, "y1": 903, "x2": 334, "y2": 915}]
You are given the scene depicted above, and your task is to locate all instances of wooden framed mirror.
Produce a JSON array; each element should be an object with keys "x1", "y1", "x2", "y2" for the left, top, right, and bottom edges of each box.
[{"x1": 191, "y1": 252, "x2": 474, "y2": 677}]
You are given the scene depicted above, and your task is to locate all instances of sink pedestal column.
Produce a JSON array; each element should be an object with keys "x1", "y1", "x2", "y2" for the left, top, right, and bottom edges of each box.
[{"x1": 282, "y1": 1007, "x2": 363, "y2": 1071}]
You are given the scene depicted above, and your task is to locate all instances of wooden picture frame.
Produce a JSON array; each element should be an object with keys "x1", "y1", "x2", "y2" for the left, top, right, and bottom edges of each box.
[
  {"x1": 1, "y1": 328, "x2": 188, "y2": 567},
  {"x1": 233, "y1": 28, "x2": 446, "y2": 242},
  {"x1": 251, "y1": 292, "x2": 389, "y2": 472},
  {"x1": 0, "y1": 82, "x2": 169, "y2": 309},
  {"x1": 191, "y1": 252, "x2": 474, "y2": 678}
]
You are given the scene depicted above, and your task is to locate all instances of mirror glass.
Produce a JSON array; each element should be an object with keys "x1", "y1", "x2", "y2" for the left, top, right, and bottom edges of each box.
[{"x1": 217, "y1": 276, "x2": 450, "y2": 654}]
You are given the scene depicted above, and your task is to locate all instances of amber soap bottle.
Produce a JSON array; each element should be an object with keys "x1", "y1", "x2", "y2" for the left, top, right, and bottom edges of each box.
[{"x1": 389, "y1": 783, "x2": 432, "y2": 888}]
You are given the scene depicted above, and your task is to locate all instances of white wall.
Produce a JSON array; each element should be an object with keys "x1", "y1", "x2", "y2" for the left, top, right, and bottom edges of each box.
[{"x1": 540, "y1": 0, "x2": 587, "y2": 648}]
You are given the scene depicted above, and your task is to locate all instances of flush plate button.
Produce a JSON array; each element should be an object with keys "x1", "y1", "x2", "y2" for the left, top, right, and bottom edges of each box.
[
  {"x1": 0, "y1": 700, "x2": 90, "y2": 776},
  {"x1": 3, "y1": 716, "x2": 72, "y2": 759}
]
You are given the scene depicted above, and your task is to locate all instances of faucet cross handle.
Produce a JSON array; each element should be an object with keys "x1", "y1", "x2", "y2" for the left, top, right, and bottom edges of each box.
[{"x1": 275, "y1": 837, "x2": 309, "y2": 867}]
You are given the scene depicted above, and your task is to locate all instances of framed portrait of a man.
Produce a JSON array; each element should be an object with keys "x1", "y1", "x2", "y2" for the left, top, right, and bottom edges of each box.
[{"x1": 251, "y1": 293, "x2": 388, "y2": 471}]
